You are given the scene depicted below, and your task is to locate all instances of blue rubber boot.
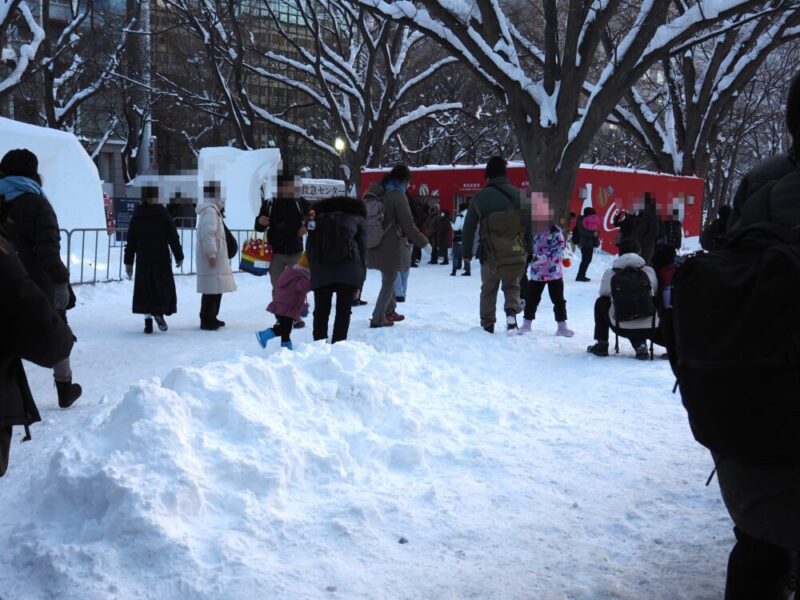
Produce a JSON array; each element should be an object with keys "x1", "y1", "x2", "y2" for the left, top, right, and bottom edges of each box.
[
  {"x1": 281, "y1": 341, "x2": 294, "y2": 351},
  {"x1": 255, "y1": 328, "x2": 276, "y2": 348}
]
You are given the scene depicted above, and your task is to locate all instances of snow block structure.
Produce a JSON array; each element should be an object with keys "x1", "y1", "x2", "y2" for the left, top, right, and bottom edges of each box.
[
  {"x1": 197, "y1": 147, "x2": 282, "y2": 230},
  {"x1": 0, "y1": 117, "x2": 105, "y2": 230}
]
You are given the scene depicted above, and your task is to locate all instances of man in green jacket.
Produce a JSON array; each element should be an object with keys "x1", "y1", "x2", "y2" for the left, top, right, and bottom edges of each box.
[{"x1": 462, "y1": 156, "x2": 528, "y2": 333}]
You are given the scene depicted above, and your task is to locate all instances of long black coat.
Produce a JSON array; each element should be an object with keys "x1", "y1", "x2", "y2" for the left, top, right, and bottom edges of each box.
[
  {"x1": 0, "y1": 190, "x2": 69, "y2": 303},
  {"x1": 306, "y1": 196, "x2": 367, "y2": 290},
  {"x1": 0, "y1": 229, "x2": 74, "y2": 474},
  {"x1": 124, "y1": 203, "x2": 184, "y2": 315}
]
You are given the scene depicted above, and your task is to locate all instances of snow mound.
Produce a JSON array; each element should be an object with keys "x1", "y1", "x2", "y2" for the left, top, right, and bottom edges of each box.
[{"x1": 10, "y1": 341, "x2": 489, "y2": 599}]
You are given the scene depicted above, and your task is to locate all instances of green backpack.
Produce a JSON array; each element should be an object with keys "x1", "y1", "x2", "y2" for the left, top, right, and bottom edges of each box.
[{"x1": 477, "y1": 186, "x2": 527, "y2": 279}]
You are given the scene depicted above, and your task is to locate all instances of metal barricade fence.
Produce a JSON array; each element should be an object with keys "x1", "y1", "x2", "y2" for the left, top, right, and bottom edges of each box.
[{"x1": 62, "y1": 228, "x2": 257, "y2": 285}]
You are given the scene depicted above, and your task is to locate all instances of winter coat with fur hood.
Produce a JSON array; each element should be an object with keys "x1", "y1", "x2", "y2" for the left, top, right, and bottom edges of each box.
[{"x1": 307, "y1": 196, "x2": 367, "y2": 290}]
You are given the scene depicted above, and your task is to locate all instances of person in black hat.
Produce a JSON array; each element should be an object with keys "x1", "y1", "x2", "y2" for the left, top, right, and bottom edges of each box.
[{"x1": 0, "y1": 149, "x2": 82, "y2": 408}]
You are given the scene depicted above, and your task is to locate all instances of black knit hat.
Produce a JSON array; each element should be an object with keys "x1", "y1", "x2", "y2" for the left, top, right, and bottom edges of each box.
[
  {"x1": 485, "y1": 156, "x2": 507, "y2": 179},
  {"x1": 0, "y1": 148, "x2": 39, "y2": 181},
  {"x1": 787, "y1": 70, "x2": 800, "y2": 155}
]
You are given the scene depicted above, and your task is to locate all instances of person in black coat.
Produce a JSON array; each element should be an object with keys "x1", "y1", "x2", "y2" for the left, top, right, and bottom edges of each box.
[
  {"x1": 0, "y1": 148, "x2": 81, "y2": 408},
  {"x1": 636, "y1": 194, "x2": 659, "y2": 263},
  {"x1": 434, "y1": 209, "x2": 452, "y2": 265},
  {"x1": 0, "y1": 225, "x2": 74, "y2": 477},
  {"x1": 255, "y1": 175, "x2": 310, "y2": 297},
  {"x1": 306, "y1": 196, "x2": 367, "y2": 343},
  {"x1": 124, "y1": 186, "x2": 185, "y2": 333},
  {"x1": 700, "y1": 205, "x2": 731, "y2": 251}
]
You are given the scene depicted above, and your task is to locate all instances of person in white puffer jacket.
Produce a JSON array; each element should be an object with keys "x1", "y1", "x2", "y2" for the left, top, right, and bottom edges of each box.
[
  {"x1": 587, "y1": 238, "x2": 660, "y2": 359},
  {"x1": 195, "y1": 181, "x2": 236, "y2": 330}
]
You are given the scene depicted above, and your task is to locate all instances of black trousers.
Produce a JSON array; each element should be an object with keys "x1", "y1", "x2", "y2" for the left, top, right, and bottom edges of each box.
[
  {"x1": 314, "y1": 283, "x2": 357, "y2": 343},
  {"x1": 725, "y1": 527, "x2": 792, "y2": 600},
  {"x1": 524, "y1": 279, "x2": 567, "y2": 322},
  {"x1": 593, "y1": 296, "x2": 659, "y2": 347},
  {"x1": 577, "y1": 245, "x2": 594, "y2": 279},
  {"x1": 200, "y1": 294, "x2": 222, "y2": 324},
  {"x1": 272, "y1": 316, "x2": 294, "y2": 343},
  {"x1": 411, "y1": 245, "x2": 422, "y2": 265}
]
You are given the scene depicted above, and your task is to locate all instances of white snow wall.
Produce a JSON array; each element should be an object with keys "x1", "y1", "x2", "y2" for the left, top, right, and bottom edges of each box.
[
  {"x1": 197, "y1": 147, "x2": 282, "y2": 231},
  {"x1": 0, "y1": 117, "x2": 105, "y2": 230}
]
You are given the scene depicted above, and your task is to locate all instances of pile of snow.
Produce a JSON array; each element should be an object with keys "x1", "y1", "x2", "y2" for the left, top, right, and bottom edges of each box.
[
  {"x1": 0, "y1": 117, "x2": 105, "y2": 230},
  {"x1": 1, "y1": 254, "x2": 732, "y2": 599}
]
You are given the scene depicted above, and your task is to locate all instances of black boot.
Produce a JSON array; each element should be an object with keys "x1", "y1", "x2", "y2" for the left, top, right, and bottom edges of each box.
[
  {"x1": 56, "y1": 379, "x2": 82, "y2": 408},
  {"x1": 144, "y1": 318, "x2": 153, "y2": 334},
  {"x1": 153, "y1": 315, "x2": 168, "y2": 332}
]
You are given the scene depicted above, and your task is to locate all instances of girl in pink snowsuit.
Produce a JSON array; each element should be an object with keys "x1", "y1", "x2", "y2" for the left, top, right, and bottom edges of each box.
[{"x1": 255, "y1": 253, "x2": 310, "y2": 350}]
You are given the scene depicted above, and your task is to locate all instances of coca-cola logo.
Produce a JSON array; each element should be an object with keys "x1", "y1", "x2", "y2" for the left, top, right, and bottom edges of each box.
[{"x1": 603, "y1": 202, "x2": 622, "y2": 232}]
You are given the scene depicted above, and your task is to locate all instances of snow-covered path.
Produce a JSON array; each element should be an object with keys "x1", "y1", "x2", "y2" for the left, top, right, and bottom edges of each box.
[{"x1": 1, "y1": 253, "x2": 732, "y2": 599}]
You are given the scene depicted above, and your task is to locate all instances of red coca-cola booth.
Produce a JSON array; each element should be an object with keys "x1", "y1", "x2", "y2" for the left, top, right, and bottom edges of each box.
[{"x1": 360, "y1": 162, "x2": 704, "y2": 252}]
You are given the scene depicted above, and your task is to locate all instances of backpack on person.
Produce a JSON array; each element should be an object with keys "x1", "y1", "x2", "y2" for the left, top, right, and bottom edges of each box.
[
  {"x1": 309, "y1": 211, "x2": 354, "y2": 261},
  {"x1": 610, "y1": 267, "x2": 656, "y2": 323},
  {"x1": 477, "y1": 185, "x2": 527, "y2": 279},
  {"x1": 670, "y1": 222, "x2": 800, "y2": 465},
  {"x1": 364, "y1": 191, "x2": 387, "y2": 249}
]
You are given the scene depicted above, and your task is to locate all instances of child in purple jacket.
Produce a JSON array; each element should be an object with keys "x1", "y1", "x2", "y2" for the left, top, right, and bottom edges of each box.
[
  {"x1": 520, "y1": 225, "x2": 574, "y2": 337},
  {"x1": 256, "y1": 253, "x2": 310, "y2": 350}
]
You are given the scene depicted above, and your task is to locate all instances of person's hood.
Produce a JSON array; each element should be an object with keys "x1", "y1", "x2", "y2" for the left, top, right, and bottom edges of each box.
[
  {"x1": 196, "y1": 200, "x2": 222, "y2": 216},
  {"x1": 0, "y1": 175, "x2": 46, "y2": 201},
  {"x1": 314, "y1": 196, "x2": 366, "y2": 216},
  {"x1": 612, "y1": 253, "x2": 647, "y2": 269},
  {"x1": 364, "y1": 182, "x2": 384, "y2": 198},
  {"x1": 291, "y1": 263, "x2": 310, "y2": 277}
]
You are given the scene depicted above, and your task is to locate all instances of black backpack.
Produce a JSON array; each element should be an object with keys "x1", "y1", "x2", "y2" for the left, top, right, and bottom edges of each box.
[
  {"x1": 670, "y1": 223, "x2": 800, "y2": 465},
  {"x1": 610, "y1": 266, "x2": 656, "y2": 323},
  {"x1": 310, "y1": 211, "x2": 355, "y2": 261}
]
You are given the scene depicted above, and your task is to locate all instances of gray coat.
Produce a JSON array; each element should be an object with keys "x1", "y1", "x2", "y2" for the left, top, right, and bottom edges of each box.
[
  {"x1": 366, "y1": 184, "x2": 427, "y2": 273},
  {"x1": 307, "y1": 196, "x2": 368, "y2": 290}
]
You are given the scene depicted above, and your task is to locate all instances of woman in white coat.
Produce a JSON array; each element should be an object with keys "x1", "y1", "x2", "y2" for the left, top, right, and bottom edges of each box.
[{"x1": 196, "y1": 181, "x2": 236, "y2": 330}]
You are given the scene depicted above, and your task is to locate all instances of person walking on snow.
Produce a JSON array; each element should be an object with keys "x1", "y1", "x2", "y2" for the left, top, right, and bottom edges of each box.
[
  {"x1": 255, "y1": 174, "x2": 310, "y2": 328},
  {"x1": 0, "y1": 148, "x2": 82, "y2": 408},
  {"x1": 575, "y1": 207, "x2": 600, "y2": 281},
  {"x1": 256, "y1": 252, "x2": 311, "y2": 351},
  {"x1": 520, "y1": 224, "x2": 573, "y2": 336},
  {"x1": 124, "y1": 186, "x2": 184, "y2": 334},
  {"x1": 306, "y1": 196, "x2": 367, "y2": 343},
  {"x1": 451, "y1": 202, "x2": 471, "y2": 276},
  {"x1": 196, "y1": 181, "x2": 236, "y2": 330},
  {"x1": 460, "y1": 156, "x2": 529, "y2": 334},
  {"x1": 365, "y1": 165, "x2": 428, "y2": 328}
]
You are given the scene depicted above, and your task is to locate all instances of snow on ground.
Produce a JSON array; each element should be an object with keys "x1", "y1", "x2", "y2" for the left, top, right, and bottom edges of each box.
[{"x1": 0, "y1": 250, "x2": 733, "y2": 599}]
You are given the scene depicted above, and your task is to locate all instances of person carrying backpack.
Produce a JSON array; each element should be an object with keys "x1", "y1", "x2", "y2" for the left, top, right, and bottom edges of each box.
[
  {"x1": 306, "y1": 196, "x2": 366, "y2": 343},
  {"x1": 365, "y1": 164, "x2": 428, "y2": 328},
  {"x1": 461, "y1": 156, "x2": 529, "y2": 333},
  {"x1": 575, "y1": 207, "x2": 600, "y2": 282},
  {"x1": 670, "y1": 71, "x2": 800, "y2": 600},
  {"x1": 586, "y1": 238, "x2": 659, "y2": 359}
]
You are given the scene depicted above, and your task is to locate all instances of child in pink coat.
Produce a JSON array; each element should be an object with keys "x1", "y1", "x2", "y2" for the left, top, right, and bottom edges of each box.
[{"x1": 256, "y1": 253, "x2": 310, "y2": 350}]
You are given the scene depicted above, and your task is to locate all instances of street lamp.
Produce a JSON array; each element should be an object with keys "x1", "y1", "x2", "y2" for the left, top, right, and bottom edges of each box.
[{"x1": 334, "y1": 137, "x2": 346, "y2": 154}]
